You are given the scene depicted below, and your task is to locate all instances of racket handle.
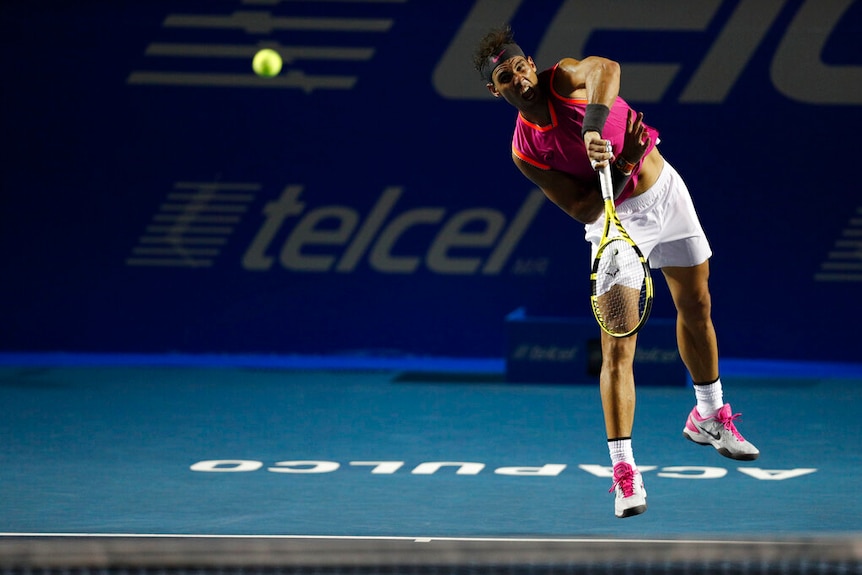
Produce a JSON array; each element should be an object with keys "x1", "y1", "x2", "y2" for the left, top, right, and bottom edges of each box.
[{"x1": 599, "y1": 163, "x2": 614, "y2": 202}]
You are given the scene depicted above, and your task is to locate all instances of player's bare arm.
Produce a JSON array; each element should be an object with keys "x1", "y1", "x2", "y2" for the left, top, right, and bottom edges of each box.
[
  {"x1": 554, "y1": 57, "x2": 622, "y2": 165},
  {"x1": 553, "y1": 57, "x2": 620, "y2": 105},
  {"x1": 512, "y1": 155, "x2": 603, "y2": 224}
]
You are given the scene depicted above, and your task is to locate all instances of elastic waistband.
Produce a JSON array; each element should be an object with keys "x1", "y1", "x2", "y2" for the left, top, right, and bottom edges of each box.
[{"x1": 615, "y1": 160, "x2": 674, "y2": 215}]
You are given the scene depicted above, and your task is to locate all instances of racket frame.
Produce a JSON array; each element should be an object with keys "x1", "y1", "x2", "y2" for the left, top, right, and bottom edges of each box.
[{"x1": 589, "y1": 164, "x2": 654, "y2": 338}]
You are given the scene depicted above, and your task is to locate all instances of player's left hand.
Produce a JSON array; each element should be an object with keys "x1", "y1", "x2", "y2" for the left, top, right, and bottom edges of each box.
[{"x1": 620, "y1": 109, "x2": 650, "y2": 166}]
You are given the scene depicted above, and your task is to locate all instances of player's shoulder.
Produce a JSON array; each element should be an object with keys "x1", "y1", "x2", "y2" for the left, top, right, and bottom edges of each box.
[
  {"x1": 549, "y1": 58, "x2": 584, "y2": 97},
  {"x1": 553, "y1": 57, "x2": 584, "y2": 78},
  {"x1": 556, "y1": 55, "x2": 619, "y2": 77}
]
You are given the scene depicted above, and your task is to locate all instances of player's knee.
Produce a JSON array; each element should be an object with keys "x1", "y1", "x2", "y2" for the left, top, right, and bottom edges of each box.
[
  {"x1": 601, "y1": 336, "x2": 636, "y2": 365},
  {"x1": 675, "y1": 287, "x2": 712, "y2": 322}
]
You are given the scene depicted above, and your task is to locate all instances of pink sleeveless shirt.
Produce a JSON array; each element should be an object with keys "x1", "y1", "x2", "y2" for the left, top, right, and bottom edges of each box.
[{"x1": 512, "y1": 64, "x2": 659, "y2": 204}]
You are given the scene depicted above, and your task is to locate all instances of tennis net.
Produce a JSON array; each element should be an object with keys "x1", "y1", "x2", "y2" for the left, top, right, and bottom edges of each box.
[{"x1": 1, "y1": 535, "x2": 860, "y2": 575}]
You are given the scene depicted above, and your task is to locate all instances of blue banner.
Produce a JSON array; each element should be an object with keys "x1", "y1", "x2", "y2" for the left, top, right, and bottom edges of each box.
[{"x1": 2, "y1": 0, "x2": 860, "y2": 362}]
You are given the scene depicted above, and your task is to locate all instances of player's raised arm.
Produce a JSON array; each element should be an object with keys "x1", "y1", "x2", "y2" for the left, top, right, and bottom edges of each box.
[
  {"x1": 554, "y1": 57, "x2": 622, "y2": 165},
  {"x1": 554, "y1": 56, "x2": 620, "y2": 104}
]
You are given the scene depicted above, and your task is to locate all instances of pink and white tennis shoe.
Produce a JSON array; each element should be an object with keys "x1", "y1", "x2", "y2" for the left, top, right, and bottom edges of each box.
[
  {"x1": 683, "y1": 403, "x2": 760, "y2": 460},
  {"x1": 609, "y1": 462, "x2": 647, "y2": 518}
]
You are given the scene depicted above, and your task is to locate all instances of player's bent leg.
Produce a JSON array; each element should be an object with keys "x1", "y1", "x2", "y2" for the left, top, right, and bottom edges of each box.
[
  {"x1": 661, "y1": 262, "x2": 717, "y2": 383},
  {"x1": 663, "y1": 262, "x2": 760, "y2": 460}
]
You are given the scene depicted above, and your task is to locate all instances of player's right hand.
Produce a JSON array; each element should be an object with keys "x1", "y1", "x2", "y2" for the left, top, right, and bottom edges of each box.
[{"x1": 585, "y1": 131, "x2": 613, "y2": 169}]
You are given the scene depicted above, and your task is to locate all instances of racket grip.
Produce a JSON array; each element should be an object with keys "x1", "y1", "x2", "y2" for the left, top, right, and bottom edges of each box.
[{"x1": 599, "y1": 163, "x2": 614, "y2": 202}]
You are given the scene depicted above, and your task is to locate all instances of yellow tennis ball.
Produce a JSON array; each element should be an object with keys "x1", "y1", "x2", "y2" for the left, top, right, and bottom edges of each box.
[{"x1": 252, "y1": 48, "x2": 282, "y2": 77}]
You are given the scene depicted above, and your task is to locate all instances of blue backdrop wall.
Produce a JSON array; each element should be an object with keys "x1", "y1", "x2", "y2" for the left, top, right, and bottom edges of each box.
[{"x1": 2, "y1": 0, "x2": 860, "y2": 362}]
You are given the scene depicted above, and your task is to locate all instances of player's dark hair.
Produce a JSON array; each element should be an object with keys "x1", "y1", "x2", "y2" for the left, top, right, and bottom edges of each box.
[{"x1": 472, "y1": 25, "x2": 516, "y2": 76}]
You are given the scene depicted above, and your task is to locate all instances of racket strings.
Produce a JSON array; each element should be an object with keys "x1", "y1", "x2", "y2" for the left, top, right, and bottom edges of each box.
[{"x1": 594, "y1": 238, "x2": 648, "y2": 335}]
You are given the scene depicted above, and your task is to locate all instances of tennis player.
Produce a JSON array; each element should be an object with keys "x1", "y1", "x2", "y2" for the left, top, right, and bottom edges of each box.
[{"x1": 473, "y1": 26, "x2": 759, "y2": 518}]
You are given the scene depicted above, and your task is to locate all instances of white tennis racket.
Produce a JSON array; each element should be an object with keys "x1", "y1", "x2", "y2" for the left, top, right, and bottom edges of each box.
[{"x1": 589, "y1": 163, "x2": 653, "y2": 337}]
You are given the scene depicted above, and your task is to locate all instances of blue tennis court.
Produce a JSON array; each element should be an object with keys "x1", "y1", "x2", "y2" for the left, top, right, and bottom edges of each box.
[{"x1": 2, "y1": 354, "x2": 860, "y2": 540}]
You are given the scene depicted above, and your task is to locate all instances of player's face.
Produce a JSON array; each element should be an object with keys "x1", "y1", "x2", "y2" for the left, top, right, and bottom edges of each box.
[{"x1": 488, "y1": 56, "x2": 540, "y2": 109}]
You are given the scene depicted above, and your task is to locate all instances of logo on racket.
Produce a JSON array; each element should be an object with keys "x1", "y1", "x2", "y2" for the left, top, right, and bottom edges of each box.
[{"x1": 605, "y1": 249, "x2": 620, "y2": 278}]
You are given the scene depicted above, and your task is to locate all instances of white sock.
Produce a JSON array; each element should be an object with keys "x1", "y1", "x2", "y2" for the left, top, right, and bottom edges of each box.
[
  {"x1": 694, "y1": 378, "x2": 724, "y2": 417},
  {"x1": 608, "y1": 438, "x2": 636, "y2": 468}
]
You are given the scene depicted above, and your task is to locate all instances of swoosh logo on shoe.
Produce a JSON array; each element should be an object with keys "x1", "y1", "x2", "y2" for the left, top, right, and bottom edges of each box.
[{"x1": 696, "y1": 424, "x2": 721, "y2": 440}]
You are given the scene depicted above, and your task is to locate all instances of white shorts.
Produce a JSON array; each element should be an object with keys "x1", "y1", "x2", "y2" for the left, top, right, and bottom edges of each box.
[{"x1": 584, "y1": 160, "x2": 712, "y2": 269}]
